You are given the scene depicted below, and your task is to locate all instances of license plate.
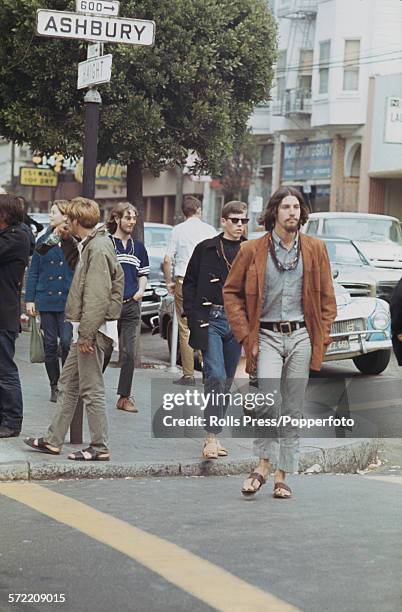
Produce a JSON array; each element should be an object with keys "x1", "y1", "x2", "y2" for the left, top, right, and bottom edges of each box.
[{"x1": 328, "y1": 339, "x2": 350, "y2": 352}]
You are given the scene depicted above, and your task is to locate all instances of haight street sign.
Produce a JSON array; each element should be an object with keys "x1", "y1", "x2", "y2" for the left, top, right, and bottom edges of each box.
[
  {"x1": 77, "y1": 54, "x2": 113, "y2": 89},
  {"x1": 36, "y1": 9, "x2": 155, "y2": 46},
  {"x1": 76, "y1": 0, "x2": 120, "y2": 18}
]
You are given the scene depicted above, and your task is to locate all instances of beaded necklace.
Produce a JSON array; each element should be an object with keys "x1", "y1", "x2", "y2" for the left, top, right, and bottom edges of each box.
[{"x1": 269, "y1": 231, "x2": 300, "y2": 272}]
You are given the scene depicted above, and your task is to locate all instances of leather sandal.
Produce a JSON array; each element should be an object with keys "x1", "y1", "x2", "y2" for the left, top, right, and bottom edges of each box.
[
  {"x1": 217, "y1": 443, "x2": 228, "y2": 457},
  {"x1": 273, "y1": 481, "x2": 292, "y2": 499},
  {"x1": 241, "y1": 471, "x2": 267, "y2": 496},
  {"x1": 24, "y1": 437, "x2": 60, "y2": 455},
  {"x1": 202, "y1": 439, "x2": 219, "y2": 459},
  {"x1": 68, "y1": 446, "x2": 110, "y2": 461}
]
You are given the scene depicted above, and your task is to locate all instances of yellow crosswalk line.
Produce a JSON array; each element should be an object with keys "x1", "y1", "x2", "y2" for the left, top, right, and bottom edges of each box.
[{"x1": 0, "y1": 482, "x2": 299, "y2": 612}]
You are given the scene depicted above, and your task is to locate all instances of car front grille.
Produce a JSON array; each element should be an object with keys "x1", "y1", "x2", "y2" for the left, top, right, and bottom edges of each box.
[
  {"x1": 340, "y1": 283, "x2": 373, "y2": 297},
  {"x1": 331, "y1": 318, "x2": 366, "y2": 336}
]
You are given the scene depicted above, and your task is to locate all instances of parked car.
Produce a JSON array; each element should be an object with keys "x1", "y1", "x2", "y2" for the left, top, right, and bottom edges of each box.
[
  {"x1": 141, "y1": 222, "x2": 172, "y2": 326},
  {"x1": 158, "y1": 282, "x2": 392, "y2": 375},
  {"x1": 304, "y1": 212, "x2": 402, "y2": 270},
  {"x1": 322, "y1": 237, "x2": 401, "y2": 301},
  {"x1": 28, "y1": 212, "x2": 50, "y2": 239},
  {"x1": 324, "y1": 282, "x2": 391, "y2": 374}
]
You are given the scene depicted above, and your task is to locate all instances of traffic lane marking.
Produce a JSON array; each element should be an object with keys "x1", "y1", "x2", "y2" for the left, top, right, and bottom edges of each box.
[{"x1": 0, "y1": 483, "x2": 299, "y2": 612}]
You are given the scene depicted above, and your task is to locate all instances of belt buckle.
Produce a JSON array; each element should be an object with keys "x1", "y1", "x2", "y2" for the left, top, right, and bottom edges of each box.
[{"x1": 279, "y1": 321, "x2": 292, "y2": 335}]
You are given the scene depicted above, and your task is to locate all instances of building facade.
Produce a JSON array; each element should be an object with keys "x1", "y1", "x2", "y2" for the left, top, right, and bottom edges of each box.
[{"x1": 249, "y1": 0, "x2": 402, "y2": 218}]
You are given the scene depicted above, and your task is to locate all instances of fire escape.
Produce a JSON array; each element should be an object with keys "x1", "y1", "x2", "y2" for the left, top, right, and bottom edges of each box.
[{"x1": 272, "y1": 0, "x2": 317, "y2": 117}]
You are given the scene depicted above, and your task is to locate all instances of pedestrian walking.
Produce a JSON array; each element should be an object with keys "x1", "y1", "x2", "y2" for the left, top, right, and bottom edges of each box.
[
  {"x1": 0, "y1": 194, "x2": 31, "y2": 438},
  {"x1": 183, "y1": 201, "x2": 247, "y2": 459},
  {"x1": 223, "y1": 187, "x2": 337, "y2": 498},
  {"x1": 25, "y1": 200, "x2": 73, "y2": 402},
  {"x1": 163, "y1": 195, "x2": 216, "y2": 385},
  {"x1": 105, "y1": 201, "x2": 150, "y2": 413},
  {"x1": 390, "y1": 278, "x2": 402, "y2": 365},
  {"x1": 24, "y1": 197, "x2": 124, "y2": 460}
]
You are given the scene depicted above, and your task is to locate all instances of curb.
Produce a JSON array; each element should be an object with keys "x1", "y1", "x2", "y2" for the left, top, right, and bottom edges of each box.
[{"x1": 0, "y1": 439, "x2": 379, "y2": 482}]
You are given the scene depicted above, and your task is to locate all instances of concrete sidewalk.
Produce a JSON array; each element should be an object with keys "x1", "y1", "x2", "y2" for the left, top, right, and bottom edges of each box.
[{"x1": 0, "y1": 333, "x2": 379, "y2": 481}]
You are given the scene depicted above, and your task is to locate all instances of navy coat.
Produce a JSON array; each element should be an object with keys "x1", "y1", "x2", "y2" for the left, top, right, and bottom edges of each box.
[{"x1": 25, "y1": 228, "x2": 73, "y2": 312}]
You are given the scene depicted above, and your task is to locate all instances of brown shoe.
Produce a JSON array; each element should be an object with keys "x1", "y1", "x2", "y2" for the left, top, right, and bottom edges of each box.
[{"x1": 116, "y1": 396, "x2": 138, "y2": 413}]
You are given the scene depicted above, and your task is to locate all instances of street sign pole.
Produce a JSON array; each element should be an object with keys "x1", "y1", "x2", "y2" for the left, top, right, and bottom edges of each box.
[{"x1": 82, "y1": 88, "x2": 101, "y2": 199}]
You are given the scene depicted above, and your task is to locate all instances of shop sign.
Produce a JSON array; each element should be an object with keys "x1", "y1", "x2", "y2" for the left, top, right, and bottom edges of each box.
[
  {"x1": 20, "y1": 167, "x2": 58, "y2": 187},
  {"x1": 385, "y1": 97, "x2": 402, "y2": 144},
  {"x1": 282, "y1": 139, "x2": 332, "y2": 182},
  {"x1": 74, "y1": 160, "x2": 126, "y2": 186}
]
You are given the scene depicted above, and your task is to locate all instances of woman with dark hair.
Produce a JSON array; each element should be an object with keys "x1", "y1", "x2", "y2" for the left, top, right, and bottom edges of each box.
[
  {"x1": 0, "y1": 194, "x2": 31, "y2": 437},
  {"x1": 25, "y1": 200, "x2": 73, "y2": 402}
]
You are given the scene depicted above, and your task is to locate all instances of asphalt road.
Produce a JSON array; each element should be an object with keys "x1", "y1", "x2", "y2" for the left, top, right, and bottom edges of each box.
[{"x1": 0, "y1": 471, "x2": 401, "y2": 612}]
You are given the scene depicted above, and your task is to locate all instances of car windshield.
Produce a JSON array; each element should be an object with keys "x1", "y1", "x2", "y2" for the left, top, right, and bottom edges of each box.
[
  {"x1": 325, "y1": 241, "x2": 369, "y2": 265},
  {"x1": 322, "y1": 218, "x2": 402, "y2": 245},
  {"x1": 144, "y1": 226, "x2": 172, "y2": 248}
]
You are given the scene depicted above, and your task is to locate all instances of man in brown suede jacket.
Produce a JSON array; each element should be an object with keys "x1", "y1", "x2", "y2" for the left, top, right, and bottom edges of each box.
[{"x1": 224, "y1": 187, "x2": 336, "y2": 499}]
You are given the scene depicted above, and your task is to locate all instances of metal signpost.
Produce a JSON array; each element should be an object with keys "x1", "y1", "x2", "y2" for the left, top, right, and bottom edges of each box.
[{"x1": 36, "y1": 3, "x2": 155, "y2": 443}]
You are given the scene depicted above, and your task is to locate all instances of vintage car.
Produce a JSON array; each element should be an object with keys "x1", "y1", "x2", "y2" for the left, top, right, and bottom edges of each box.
[
  {"x1": 158, "y1": 282, "x2": 392, "y2": 375},
  {"x1": 304, "y1": 212, "x2": 402, "y2": 270}
]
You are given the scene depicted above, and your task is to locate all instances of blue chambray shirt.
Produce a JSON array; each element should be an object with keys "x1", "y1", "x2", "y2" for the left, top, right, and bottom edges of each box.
[{"x1": 260, "y1": 230, "x2": 304, "y2": 322}]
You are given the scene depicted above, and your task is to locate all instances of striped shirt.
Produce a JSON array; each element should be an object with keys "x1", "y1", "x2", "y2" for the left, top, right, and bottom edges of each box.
[{"x1": 110, "y1": 236, "x2": 150, "y2": 300}]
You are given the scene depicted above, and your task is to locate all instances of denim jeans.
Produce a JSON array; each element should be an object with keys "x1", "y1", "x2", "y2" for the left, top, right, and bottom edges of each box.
[
  {"x1": 201, "y1": 307, "x2": 242, "y2": 434},
  {"x1": 40, "y1": 312, "x2": 72, "y2": 388},
  {"x1": 0, "y1": 330, "x2": 23, "y2": 431}
]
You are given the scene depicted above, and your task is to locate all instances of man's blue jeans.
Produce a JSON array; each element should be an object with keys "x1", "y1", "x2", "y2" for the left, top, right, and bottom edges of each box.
[
  {"x1": 0, "y1": 330, "x2": 23, "y2": 431},
  {"x1": 201, "y1": 307, "x2": 241, "y2": 434}
]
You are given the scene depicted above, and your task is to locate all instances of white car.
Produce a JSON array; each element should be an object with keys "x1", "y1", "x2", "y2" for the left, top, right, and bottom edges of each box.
[
  {"x1": 325, "y1": 283, "x2": 391, "y2": 375},
  {"x1": 304, "y1": 212, "x2": 402, "y2": 270}
]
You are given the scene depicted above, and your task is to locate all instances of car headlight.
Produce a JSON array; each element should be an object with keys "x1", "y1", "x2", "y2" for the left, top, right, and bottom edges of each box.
[
  {"x1": 154, "y1": 287, "x2": 168, "y2": 297},
  {"x1": 370, "y1": 309, "x2": 390, "y2": 330}
]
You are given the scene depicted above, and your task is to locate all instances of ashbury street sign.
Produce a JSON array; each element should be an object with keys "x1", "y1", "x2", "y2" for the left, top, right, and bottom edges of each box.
[
  {"x1": 77, "y1": 54, "x2": 113, "y2": 89},
  {"x1": 36, "y1": 9, "x2": 155, "y2": 46}
]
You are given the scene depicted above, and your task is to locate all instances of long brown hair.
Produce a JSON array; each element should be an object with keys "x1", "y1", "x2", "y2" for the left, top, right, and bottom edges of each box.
[
  {"x1": 260, "y1": 186, "x2": 309, "y2": 231},
  {"x1": 106, "y1": 201, "x2": 138, "y2": 234}
]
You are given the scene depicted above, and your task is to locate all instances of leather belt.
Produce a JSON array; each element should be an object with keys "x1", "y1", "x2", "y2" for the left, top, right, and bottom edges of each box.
[{"x1": 260, "y1": 321, "x2": 306, "y2": 334}]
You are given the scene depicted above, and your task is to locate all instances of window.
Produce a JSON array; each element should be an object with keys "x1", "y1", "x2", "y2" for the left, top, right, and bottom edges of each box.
[
  {"x1": 318, "y1": 40, "x2": 330, "y2": 95},
  {"x1": 298, "y1": 49, "x2": 313, "y2": 93},
  {"x1": 276, "y1": 50, "x2": 287, "y2": 100},
  {"x1": 343, "y1": 40, "x2": 360, "y2": 91}
]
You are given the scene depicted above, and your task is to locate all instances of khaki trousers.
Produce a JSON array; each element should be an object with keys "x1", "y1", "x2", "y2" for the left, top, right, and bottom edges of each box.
[
  {"x1": 174, "y1": 277, "x2": 194, "y2": 377},
  {"x1": 45, "y1": 332, "x2": 112, "y2": 452}
]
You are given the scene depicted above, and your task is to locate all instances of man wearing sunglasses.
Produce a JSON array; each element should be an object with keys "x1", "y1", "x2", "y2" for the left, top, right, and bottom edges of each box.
[
  {"x1": 183, "y1": 201, "x2": 248, "y2": 459},
  {"x1": 224, "y1": 187, "x2": 336, "y2": 499}
]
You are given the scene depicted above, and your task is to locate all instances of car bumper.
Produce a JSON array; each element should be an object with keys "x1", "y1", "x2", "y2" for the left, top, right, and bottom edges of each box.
[{"x1": 324, "y1": 336, "x2": 391, "y2": 361}]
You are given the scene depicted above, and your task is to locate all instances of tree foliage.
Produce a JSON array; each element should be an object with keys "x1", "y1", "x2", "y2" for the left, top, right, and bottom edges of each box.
[{"x1": 0, "y1": 0, "x2": 277, "y2": 176}]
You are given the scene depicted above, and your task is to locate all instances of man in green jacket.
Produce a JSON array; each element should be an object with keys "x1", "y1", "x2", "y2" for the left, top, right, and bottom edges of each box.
[{"x1": 24, "y1": 197, "x2": 124, "y2": 461}]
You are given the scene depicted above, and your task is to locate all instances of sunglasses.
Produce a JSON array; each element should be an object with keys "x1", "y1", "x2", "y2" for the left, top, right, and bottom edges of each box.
[{"x1": 227, "y1": 217, "x2": 249, "y2": 225}]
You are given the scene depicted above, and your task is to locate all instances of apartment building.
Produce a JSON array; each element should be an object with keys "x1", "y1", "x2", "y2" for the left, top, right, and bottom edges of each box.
[{"x1": 249, "y1": 0, "x2": 402, "y2": 217}]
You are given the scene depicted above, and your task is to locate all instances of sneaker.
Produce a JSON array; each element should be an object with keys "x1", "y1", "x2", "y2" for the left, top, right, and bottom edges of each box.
[
  {"x1": 116, "y1": 396, "x2": 138, "y2": 413},
  {"x1": 172, "y1": 376, "x2": 196, "y2": 386},
  {"x1": 0, "y1": 426, "x2": 20, "y2": 438}
]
